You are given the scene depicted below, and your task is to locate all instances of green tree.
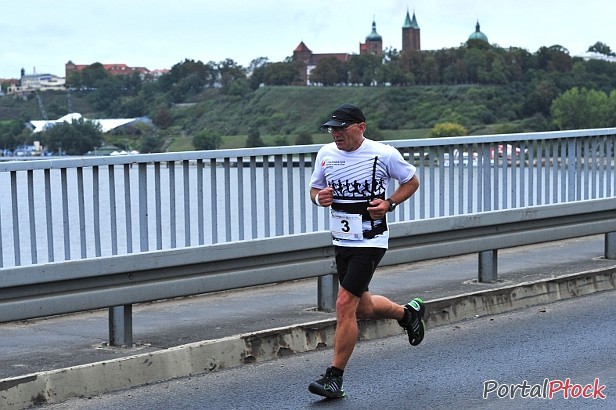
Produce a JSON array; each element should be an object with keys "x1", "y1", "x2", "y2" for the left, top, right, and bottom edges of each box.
[
  {"x1": 87, "y1": 76, "x2": 125, "y2": 114},
  {"x1": 248, "y1": 57, "x2": 269, "y2": 78},
  {"x1": 551, "y1": 87, "x2": 609, "y2": 129},
  {"x1": 274, "y1": 136, "x2": 288, "y2": 146},
  {"x1": 41, "y1": 118, "x2": 103, "y2": 155},
  {"x1": 266, "y1": 61, "x2": 303, "y2": 86},
  {"x1": 397, "y1": 49, "x2": 423, "y2": 81},
  {"x1": 587, "y1": 41, "x2": 615, "y2": 57},
  {"x1": 246, "y1": 128, "x2": 265, "y2": 147},
  {"x1": 159, "y1": 59, "x2": 215, "y2": 93},
  {"x1": 348, "y1": 54, "x2": 381, "y2": 86},
  {"x1": 607, "y1": 90, "x2": 616, "y2": 126},
  {"x1": 364, "y1": 126, "x2": 385, "y2": 141},
  {"x1": 225, "y1": 78, "x2": 252, "y2": 97},
  {"x1": 537, "y1": 45, "x2": 572, "y2": 73},
  {"x1": 140, "y1": 134, "x2": 165, "y2": 153},
  {"x1": 217, "y1": 59, "x2": 248, "y2": 92},
  {"x1": 430, "y1": 122, "x2": 468, "y2": 138},
  {"x1": 310, "y1": 57, "x2": 347, "y2": 85},
  {"x1": 193, "y1": 129, "x2": 222, "y2": 150},
  {"x1": 523, "y1": 80, "x2": 559, "y2": 116},
  {"x1": 294, "y1": 131, "x2": 313, "y2": 145},
  {"x1": 420, "y1": 54, "x2": 439, "y2": 84},
  {"x1": 376, "y1": 61, "x2": 414, "y2": 85},
  {"x1": 78, "y1": 63, "x2": 110, "y2": 88},
  {"x1": 464, "y1": 48, "x2": 488, "y2": 83},
  {"x1": 0, "y1": 120, "x2": 24, "y2": 151},
  {"x1": 152, "y1": 106, "x2": 173, "y2": 129}
]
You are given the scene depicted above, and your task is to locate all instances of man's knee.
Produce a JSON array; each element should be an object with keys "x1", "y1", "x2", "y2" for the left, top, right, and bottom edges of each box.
[{"x1": 336, "y1": 288, "x2": 359, "y2": 313}]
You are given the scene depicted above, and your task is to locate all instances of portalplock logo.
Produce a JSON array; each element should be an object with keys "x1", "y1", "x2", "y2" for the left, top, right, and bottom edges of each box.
[{"x1": 483, "y1": 378, "x2": 606, "y2": 400}]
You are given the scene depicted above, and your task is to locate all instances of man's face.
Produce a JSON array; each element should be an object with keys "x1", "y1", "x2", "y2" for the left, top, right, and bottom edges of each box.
[{"x1": 328, "y1": 122, "x2": 365, "y2": 152}]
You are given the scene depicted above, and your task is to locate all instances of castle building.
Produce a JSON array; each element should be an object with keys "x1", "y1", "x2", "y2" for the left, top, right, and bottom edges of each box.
[
  {"x1": 293, "y1": 14, "x2": 403, "y2": 84},
  {"x1": 293, "y1": 9, "x2": 458, "y2": 84},
  {"x1": 402, "y1": 10, "x2": 421, "y2": 53},
  {"x1": 65, "y1": 61, "x2": 150, "y2": 79},
  {"x1": 292, "y1": 42, "x2": 351, "y2": 85}
]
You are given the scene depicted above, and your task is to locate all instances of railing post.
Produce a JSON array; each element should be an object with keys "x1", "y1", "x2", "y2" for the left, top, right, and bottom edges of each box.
[
  {"x1": 317, "y1": 274, "x2": 339, "y2": 312},
  {"x1": 606, "y1": 232, "x2": 616, "y2": 260},
  {"x1": 109, "y1": 305, "x2": 133, "y2": 347},
  {"x1": 478, "y1": 250, "x2": 498, "y2": 283}
]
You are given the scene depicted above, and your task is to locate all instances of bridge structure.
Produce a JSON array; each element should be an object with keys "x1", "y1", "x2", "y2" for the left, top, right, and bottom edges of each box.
[{"x1": 0, "y1": 128, "x2": 615, "y2": 346}]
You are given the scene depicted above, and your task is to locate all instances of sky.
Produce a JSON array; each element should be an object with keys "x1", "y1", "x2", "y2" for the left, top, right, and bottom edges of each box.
[{"x1": 1, "y1": 0, "x2": 615, "y2": 79}]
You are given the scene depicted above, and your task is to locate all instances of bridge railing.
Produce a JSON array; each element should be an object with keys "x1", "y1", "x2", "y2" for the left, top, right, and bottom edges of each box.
[
  {"x1": 0, "y1": 128, "x2": 615, "y2": 268},
  {"x1": 0, "y1": 198, "x2": 614, "y2": 346}
]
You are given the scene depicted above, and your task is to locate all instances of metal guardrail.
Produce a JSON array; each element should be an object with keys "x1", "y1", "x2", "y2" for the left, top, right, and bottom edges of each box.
[{"x1": 1, "y1": 198, "x2": 614, "y2": 346}]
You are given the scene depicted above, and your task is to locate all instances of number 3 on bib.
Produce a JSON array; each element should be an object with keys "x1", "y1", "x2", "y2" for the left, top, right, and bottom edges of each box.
[{"x1": 330, "y1": 210, "x2": 363, "y2": 240}]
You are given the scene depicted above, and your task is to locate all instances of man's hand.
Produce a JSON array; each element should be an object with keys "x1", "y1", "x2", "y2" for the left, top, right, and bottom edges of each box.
[
  {"x1": 367, "y1": 198, "x2": 389, "y2": 220},
  {"x1": 314, "y1": 187, "x2": 334, "y2": 207}
]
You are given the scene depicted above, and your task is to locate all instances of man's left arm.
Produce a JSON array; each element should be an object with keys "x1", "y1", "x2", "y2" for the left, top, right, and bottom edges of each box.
[
  {"x1": 388, "y1": 174, "x2": 420, "y2": 205},
  {"x1": 367, "y1": 174, "x2": 420, "y2": 219}
]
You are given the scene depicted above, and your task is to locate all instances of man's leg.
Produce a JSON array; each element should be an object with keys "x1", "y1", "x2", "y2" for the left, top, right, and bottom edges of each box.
[
  {"x1": 332, "y1": 287, "x2": 361, "y2": 370},
  {"x1": 357, "y1": 291, "x2": 426, "y2": 346},
  {"x1": 356, "y1": 292, "x2": 405, "y2": 321},
  {"x1": 332, "y1": 291, "x2": 407, "y2": 370},
  {"x1": 308, "y1": 287, "x2": 358, "y2": 399}
]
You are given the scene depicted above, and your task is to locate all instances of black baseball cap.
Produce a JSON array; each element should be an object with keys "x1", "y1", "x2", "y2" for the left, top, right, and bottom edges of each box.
[{"x1": 321, "y1": 103, "x2": 366, "y2": 128}]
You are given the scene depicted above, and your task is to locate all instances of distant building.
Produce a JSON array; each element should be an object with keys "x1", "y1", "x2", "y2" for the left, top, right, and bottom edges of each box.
[
  {"x1": 29, "y1": 112, "x2": 147, "y2": 133},
  {"x1": 292, "y1": 42, "x2": 352, "y2": 85},
  {"x1": 5, "y1": 68, "x2": 65, "y2": 95},
  {"x1": 360, "y1": 19, "x2": 383, "y2": 56},
  {"x1": 293, "y1": 10, "x2": 421, "y2": 85},
  {"x1": 402, "y1": 10, "x2": 421, "y2": 53},
  {"x1": 468, "y1": 21, "x2": 489, "y2": 44},
  {"x1": 579, "y1": 51, "x2": 616, "y2": 62},
  {"x1": 65, "y1": 61, "x2": 151, "y2": 79},
  {"x1": 149, "y1": 68, "x2": 171, "y2": 77}
]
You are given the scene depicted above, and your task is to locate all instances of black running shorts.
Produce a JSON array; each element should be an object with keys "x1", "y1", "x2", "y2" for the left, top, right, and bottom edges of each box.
[{"x1": 334, "y1": 246, "x2": 386, "y2": 298}]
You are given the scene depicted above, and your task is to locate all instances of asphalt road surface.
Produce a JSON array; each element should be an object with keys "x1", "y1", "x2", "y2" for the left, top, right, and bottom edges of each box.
[{"x1": 39, "y1": 290, "x2": 615, "y2": 410}]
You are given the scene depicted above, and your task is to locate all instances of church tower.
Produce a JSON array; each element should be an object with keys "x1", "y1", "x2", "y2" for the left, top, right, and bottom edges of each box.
[
  {"x1": 468, "y1": 21, "x2": 489, "y2": 44},
  {"x1": 402, "y1": 9, "x2": 420, "y2": 53},
  {"x1": 360, "y1": 19, "x2": 383, "y2": 56}
]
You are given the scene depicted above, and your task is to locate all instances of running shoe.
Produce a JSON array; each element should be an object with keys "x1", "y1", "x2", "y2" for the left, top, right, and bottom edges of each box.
[
  {"x1": 398, "y1": 297, "x2": 425, "y2": 346},
  {"x1": 308, "y1": 367, "x2": 346, "y2": 399}
]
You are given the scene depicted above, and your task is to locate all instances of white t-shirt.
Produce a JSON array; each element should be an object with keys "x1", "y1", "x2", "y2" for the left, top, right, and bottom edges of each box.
[{"x1": 310, "y1": 138, "x2": 416, "y2": 249}]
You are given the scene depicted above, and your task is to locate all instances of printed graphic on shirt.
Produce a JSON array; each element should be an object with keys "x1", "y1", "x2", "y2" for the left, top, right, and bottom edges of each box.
[{"x1": 323, "y1": 156, "x2": 388, "y2": 240}]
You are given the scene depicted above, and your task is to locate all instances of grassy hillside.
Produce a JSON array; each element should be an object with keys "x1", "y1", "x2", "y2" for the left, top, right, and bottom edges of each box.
[
  {"x1": 176, "y1": 84, "x2": 535, "y2": 139},
  {"x1": 0, "y1": 90, "x2": 98, "y2": 122},
  {"x1": 1, "y1": 84, "x2": 545, "y2": 151}
]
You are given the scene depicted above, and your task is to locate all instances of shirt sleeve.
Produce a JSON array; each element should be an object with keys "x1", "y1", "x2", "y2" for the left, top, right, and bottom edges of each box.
[
  {"x1": 309, "y1": 149, "x2": 328, "y2": 189},
  {"x1": 387, "y1": 146, "x2": 416, "y2": 184}
]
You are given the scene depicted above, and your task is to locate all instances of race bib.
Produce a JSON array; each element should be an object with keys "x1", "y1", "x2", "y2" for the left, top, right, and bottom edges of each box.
[{"x1": 330, "y1": 210, "x2": 363, "y2": 240}]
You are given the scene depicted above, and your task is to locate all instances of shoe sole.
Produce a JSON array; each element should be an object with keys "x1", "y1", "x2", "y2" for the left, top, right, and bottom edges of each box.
[
  {"x1": 409, "y1": 319, "x2": 425, "y2": 346},
  {"x1": 308, "y1": 383, "x2": 346, "y2": 399}
]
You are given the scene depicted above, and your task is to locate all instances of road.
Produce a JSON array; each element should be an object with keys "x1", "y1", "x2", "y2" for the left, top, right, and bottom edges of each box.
[{"x1": 39, "y1": 290, "x2": 615, "y2": 410}]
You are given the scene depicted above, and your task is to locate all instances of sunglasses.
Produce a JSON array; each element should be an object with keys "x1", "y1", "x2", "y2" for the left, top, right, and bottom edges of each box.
[{"x1": 327, "y1": 123, "x2": 362, "y2": 134}]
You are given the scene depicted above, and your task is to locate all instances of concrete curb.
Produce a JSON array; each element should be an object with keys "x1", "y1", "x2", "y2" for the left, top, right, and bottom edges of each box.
[{"x1": 2, "y1": 267, "x2": 615, "y2": 409}]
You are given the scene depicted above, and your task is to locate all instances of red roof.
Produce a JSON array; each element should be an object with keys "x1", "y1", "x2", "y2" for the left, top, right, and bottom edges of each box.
[
  {"x1": 294, "y1": 41, "x2": 312, "y2": 53},
  {"x1": 71, "y1": 63, "x2": 150, "y2": 75}
]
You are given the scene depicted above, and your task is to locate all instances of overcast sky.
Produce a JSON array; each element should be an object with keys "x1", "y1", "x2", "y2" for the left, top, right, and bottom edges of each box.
[{"x1": 1, "y1": 0, "x2": 614, "y2": 79}]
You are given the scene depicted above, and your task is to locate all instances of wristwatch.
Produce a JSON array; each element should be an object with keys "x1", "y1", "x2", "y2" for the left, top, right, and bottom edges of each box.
[{"x1": 386, "y1": 198, "x2": 397, "y2": 212}]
